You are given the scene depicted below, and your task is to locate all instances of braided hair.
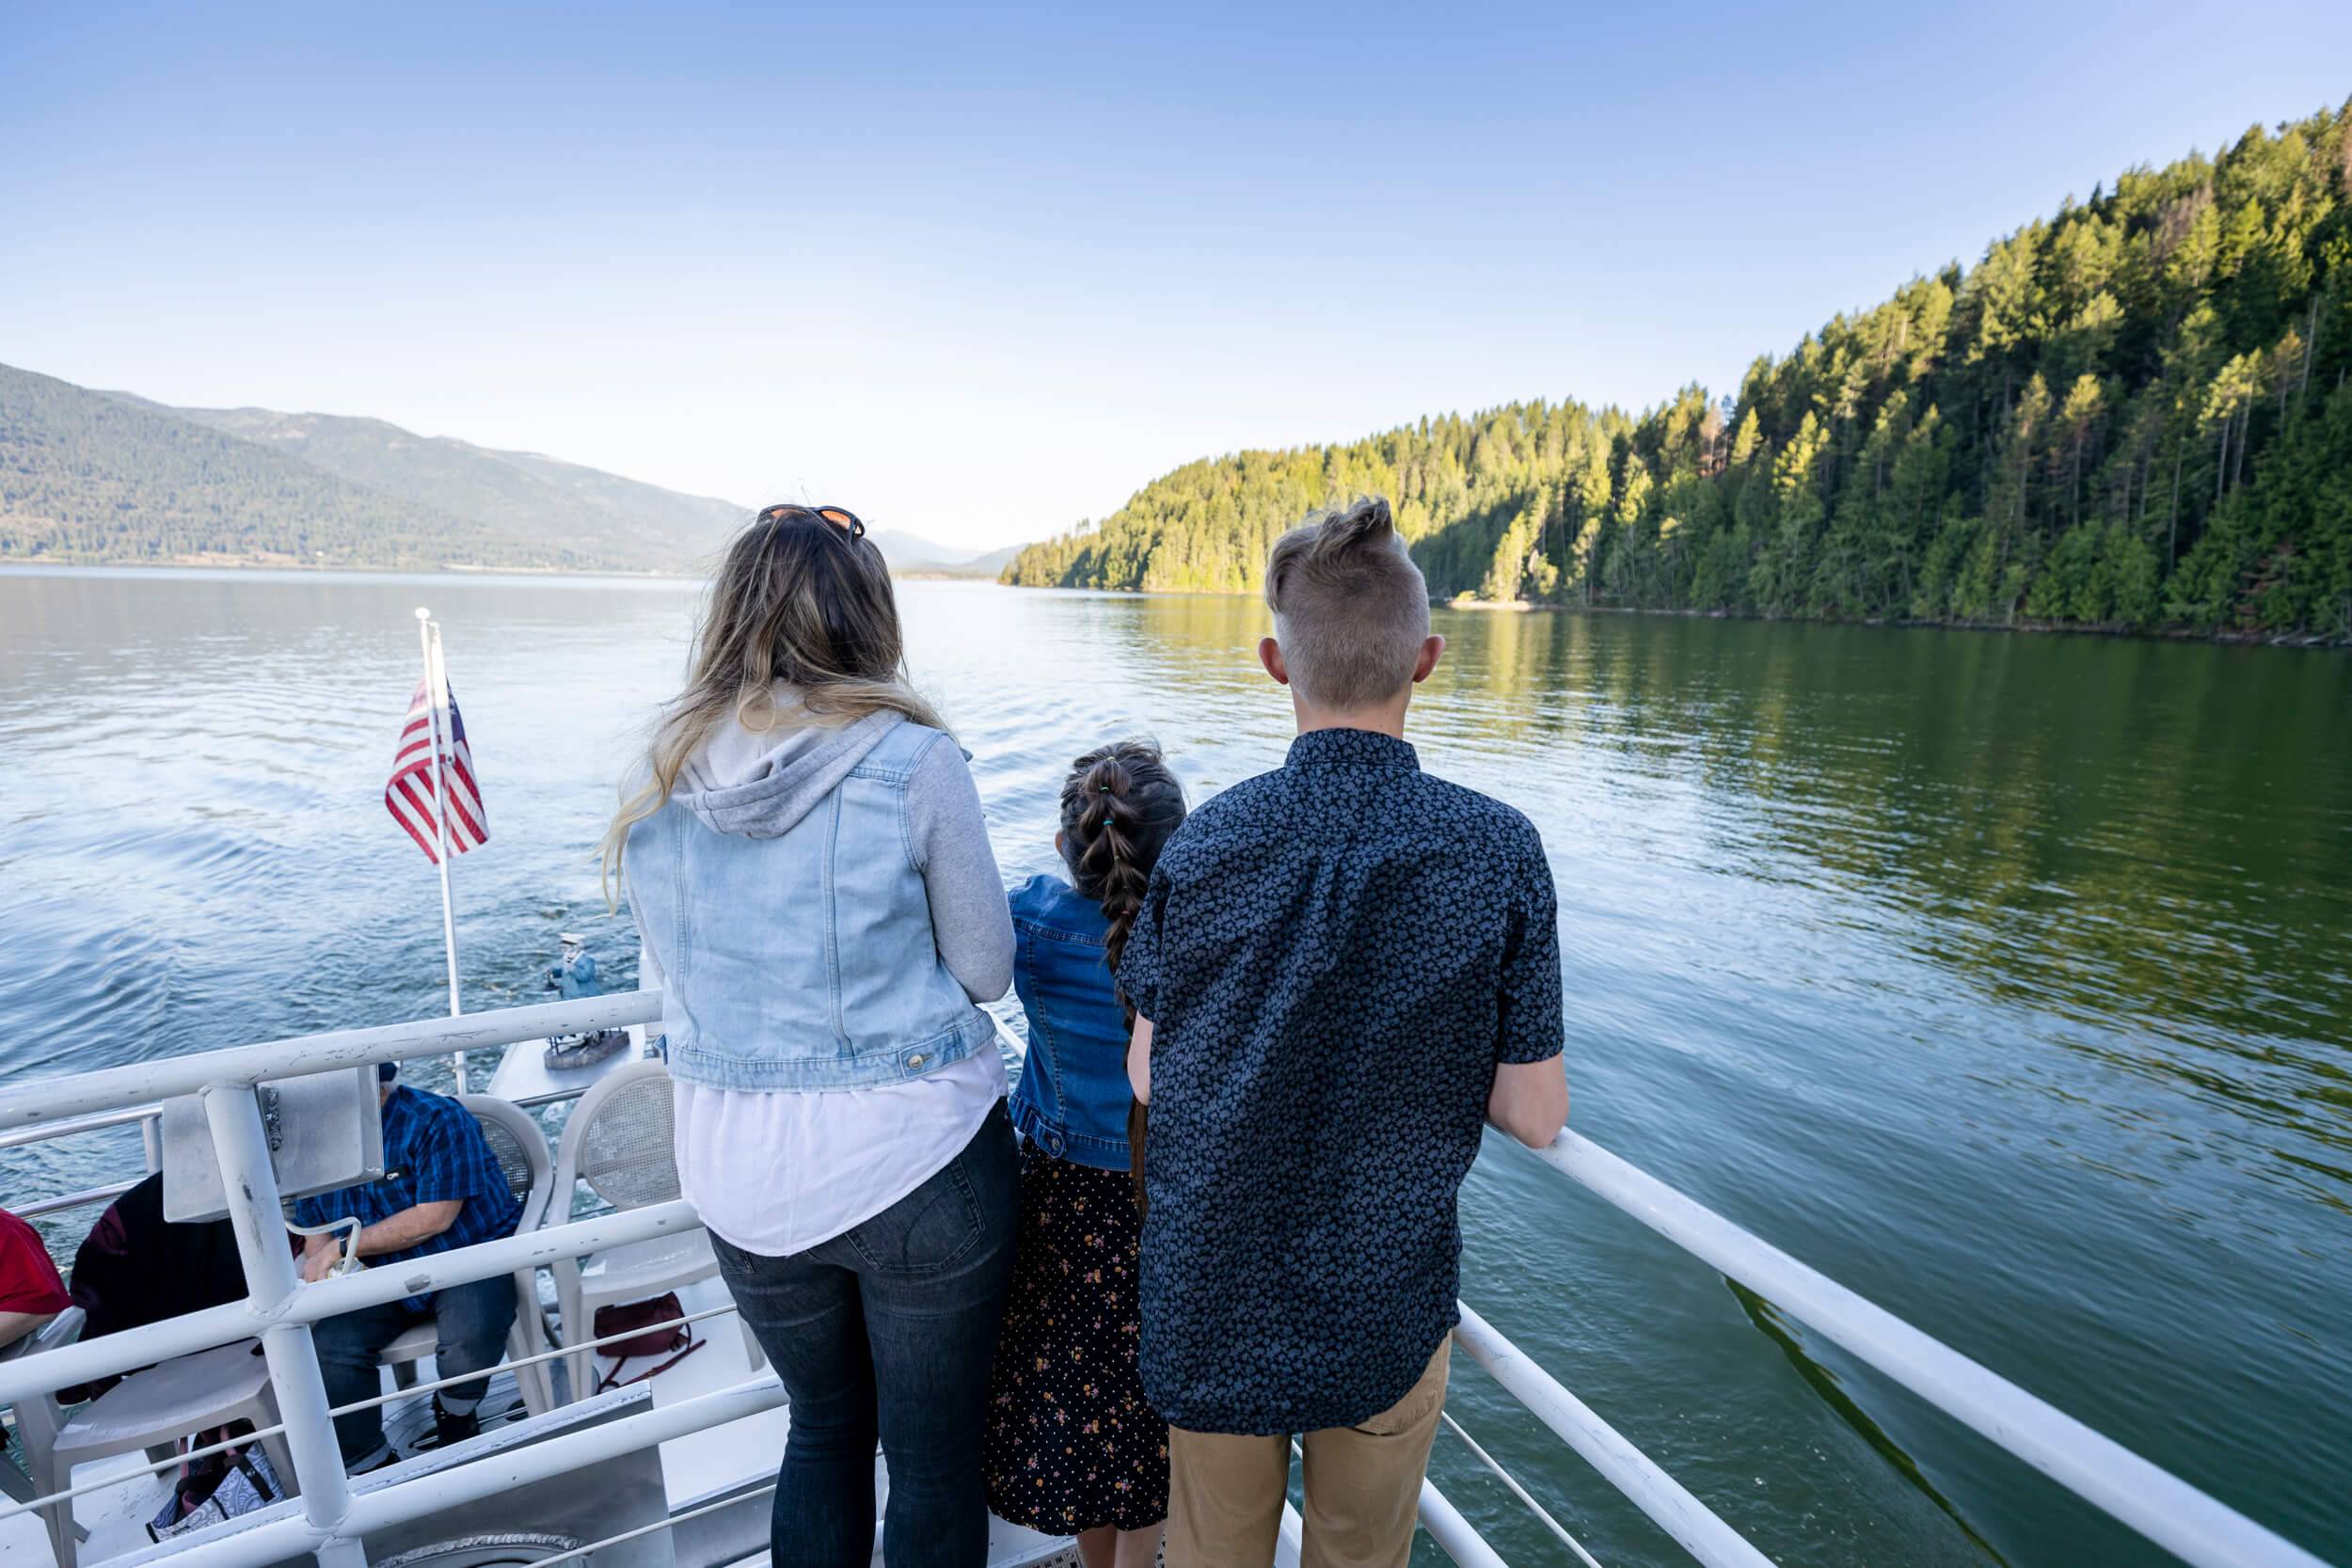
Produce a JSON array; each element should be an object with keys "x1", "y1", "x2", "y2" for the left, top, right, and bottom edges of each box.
[
  {"x1": 1057, "y1": 740, "x2": 1185, "y2": 1212},
  {"x1": 1058, "y1": 740, "x2": 1185, "y2": 1017}
]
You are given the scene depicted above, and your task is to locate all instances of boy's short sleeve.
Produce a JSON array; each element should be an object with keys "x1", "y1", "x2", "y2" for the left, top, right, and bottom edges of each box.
[
  {"x1": 1113, "y1": 863, "x2": 1171, "y2": 1022},
  {"x1": 1497, "y1": 852, "x2": 1565, "y2": 1064}
]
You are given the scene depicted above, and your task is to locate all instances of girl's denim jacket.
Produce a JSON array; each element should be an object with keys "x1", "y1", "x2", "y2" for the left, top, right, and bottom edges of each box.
[
  {"x1": 1005, "y1": 874, "x2": 1135, "y2": 1171},
  {"x1": 628, "y1": 715, "x2": 1001, "y2": 1090}
]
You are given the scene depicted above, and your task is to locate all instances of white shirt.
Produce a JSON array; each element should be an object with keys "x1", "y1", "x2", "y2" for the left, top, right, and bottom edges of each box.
[
  {"x1": 671, "y1": 1053, "x2": 1006, "y2": 1258},
  {"x1": 637, "y1": 907, "x2": 1007, "y2": 1259}
]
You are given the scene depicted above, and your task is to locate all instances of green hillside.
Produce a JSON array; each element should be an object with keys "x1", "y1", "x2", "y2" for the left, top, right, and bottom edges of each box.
[
  {"x1": 1006, "y1": 106, "x2": 2352, "y2": 643},
  {"x1": 167, "y1": 405, "x2": 743, "y2": 572},
  {"x1": 0, "y1": 364, "x2": 521, "y2": 568},
  {"x1": 0, "y1": 365, "x2": 747, "y2": 572}
]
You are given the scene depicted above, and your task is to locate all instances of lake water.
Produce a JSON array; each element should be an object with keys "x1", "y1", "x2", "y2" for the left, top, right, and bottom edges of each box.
[{"x1": 1, "y1": 567, "x2": 2346, "y2": 1568}]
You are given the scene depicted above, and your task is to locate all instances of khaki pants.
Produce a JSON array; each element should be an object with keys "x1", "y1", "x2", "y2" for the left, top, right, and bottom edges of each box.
[{"x1": 1165, "y1": 1341, "x2": 1450, "y2": 1568}]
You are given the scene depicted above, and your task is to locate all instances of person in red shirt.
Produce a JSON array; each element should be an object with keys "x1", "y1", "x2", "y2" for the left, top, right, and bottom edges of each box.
[{"x1": 0, "y1": 1208, "x2": 72, "y2": 1352}]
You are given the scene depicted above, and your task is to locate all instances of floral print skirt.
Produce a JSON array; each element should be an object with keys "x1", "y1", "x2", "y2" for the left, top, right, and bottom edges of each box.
[{"x1": 983, "y1": 1141, "x2": 1169, "y2": 1533}]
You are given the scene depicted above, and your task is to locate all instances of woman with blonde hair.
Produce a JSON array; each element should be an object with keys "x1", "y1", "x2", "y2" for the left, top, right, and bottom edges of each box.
[{"x1": 604, "y1": 503, "x2": 1017, "y2": 1568}]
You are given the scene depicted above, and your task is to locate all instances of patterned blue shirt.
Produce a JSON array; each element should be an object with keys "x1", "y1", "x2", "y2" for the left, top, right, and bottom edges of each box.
[
  {"x1": 294, "y1": 1085, "x2": 523, "y2": 1311},
  {"x1": 1118, "y1": 727, "x2": 1564, "y2": 1434}
]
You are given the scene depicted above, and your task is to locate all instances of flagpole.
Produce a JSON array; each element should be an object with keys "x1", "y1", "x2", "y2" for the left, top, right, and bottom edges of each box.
[{"x1": 415, "y1": 607, "x2": 467, "y2": 1091}]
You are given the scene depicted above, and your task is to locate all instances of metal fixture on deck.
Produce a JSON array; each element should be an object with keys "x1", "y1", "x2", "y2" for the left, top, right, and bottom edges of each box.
[{"x1": 157, "y1": 1069, "x2": 385, "y2": 1224}]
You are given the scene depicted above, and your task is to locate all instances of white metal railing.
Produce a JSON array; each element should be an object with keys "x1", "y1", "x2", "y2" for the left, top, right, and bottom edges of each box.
[
  {"x1": 11, "y1": 1182, "x2": 138, "y2": 1222},
  {"x1": 2, "y1": 1104, "x2": 163, "y2": 1218},
  {"x1": 1438, "y1": 1409, "x2": 1604, "y2": 1568},
  {"x1": 0, "y1": 991, "x2": 2337, "y2": 1568},
  {"x1": 3, "y1": 1300, "x2": 749, "y2": 1522},
  {"x1": 0, "y1": 990, "x2": 768, "y2": 1568},
  {"x1": 0, "y1": 1104, "x2": 162, "y2": 1151},
  {"x1": 1451, "y1": 1299, "x2": 1770, "y2": 1567},
  {"x1": 1520, "y1": 1133, "x2": 2334, "y2": 1568}
]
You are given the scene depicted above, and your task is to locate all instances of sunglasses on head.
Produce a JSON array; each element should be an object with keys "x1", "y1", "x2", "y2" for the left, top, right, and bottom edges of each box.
[{"x1": 756, "y1": 502, "x2": 866, "y2": 541}]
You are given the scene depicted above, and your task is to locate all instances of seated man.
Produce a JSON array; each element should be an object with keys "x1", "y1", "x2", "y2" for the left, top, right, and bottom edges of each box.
[
  {"x1": 0, "y1": 1207, "x2": 70, "y2": 1353},
  {"x1": 294, "y1": 1064, "x2": 523, "y2": 1471}
]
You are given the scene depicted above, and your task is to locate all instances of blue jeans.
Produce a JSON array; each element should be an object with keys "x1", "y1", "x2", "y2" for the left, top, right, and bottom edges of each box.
[
  {"x1": 713, "y1": 1102, "x2": 1019, "y2": 1568},
  {"x1": 311, "y1": 1275, "x2": 516, "y2": 1465}
]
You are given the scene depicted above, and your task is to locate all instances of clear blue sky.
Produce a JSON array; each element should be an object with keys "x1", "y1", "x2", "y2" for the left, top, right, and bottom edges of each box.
[{"x1": 5, "y1": 4, "x2": 2347, "y2": 552}]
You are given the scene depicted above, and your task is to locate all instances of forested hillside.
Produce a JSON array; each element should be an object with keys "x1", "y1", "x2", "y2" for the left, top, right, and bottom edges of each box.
[
  {"x1": 165, "y1": 405, "x2": 743, "y2": 570},
  {"x1": 0, "y1": 366, "x2": 744, "y2": 571},
  {"x1": 0, "y1": 364, "x2": 518, "y2": 568},
  {"x1": 1006, "y1": 106, "x2": 2352, "y2": 641}
]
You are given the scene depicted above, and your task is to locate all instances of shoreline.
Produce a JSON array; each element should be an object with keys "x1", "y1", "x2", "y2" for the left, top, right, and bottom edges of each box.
[
  {"x1": 993, "y1": 581, "x2": 2349, "y2": 651},
  {"x1": 8, "y1": 560, "x2": 2339, "y2": 650},
  {"x1": 0, "y1": 559, "x2": 993, "y2": 586}
]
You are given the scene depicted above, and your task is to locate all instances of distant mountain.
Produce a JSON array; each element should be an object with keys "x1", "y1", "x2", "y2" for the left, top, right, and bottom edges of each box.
[
  {"x1": 0, "y1": 361, "x2": 1021, "y2": 578},
  {"x1": 0, "y1": 363, "x2": 519, "y2": 569},
  {"x1": 0, "y1": 361, "x2": 747, "y2": 572},
  {"x1": 161, "y1": 404, "x2": 745, "y2": 572},
  {"x1": 866, "y1": 529, "x2": 1020, "y2": 578},
  {"x1": 954, "y1": 544, "x2": 1022, "y2": 577}
]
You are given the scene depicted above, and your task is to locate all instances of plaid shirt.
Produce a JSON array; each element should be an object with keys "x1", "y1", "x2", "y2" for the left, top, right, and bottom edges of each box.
[{"x1": 294, "y1": 1085, "x2": 522, "y2": 1310}]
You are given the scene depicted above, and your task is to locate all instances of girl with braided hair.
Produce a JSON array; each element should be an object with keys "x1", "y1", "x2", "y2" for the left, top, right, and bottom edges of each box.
[{"x1": 984, "y1": 740, "x2": 1186, "y2": 1566}]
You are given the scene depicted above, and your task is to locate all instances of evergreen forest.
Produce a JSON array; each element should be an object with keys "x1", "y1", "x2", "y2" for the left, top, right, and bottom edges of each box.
[{"x1": 1006, "y1": 106, "x2": 2352, "y2": 642}]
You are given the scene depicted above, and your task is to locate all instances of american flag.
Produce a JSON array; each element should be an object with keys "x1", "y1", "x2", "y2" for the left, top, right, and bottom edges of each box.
[{"x1": 386, "y1": 677, "x2": 487, "y2": 864}]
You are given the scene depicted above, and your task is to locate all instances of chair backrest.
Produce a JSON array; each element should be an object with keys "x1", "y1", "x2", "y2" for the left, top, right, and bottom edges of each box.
[
  {"x1": 457, "y1": 1094, "x2": 556, "y2": 1235},
  {"x1": 2, "y1": 1306, "x2": 86, "y2": 1451},
  {"x1": 550, "y1": 1060, "x2": 682, "y2": 1214}
]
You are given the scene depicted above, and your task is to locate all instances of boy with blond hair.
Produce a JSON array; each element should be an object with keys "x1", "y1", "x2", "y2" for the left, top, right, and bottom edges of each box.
[{"x1": 1120, "y1": 496, "x2": 1570, "y2": 1568}]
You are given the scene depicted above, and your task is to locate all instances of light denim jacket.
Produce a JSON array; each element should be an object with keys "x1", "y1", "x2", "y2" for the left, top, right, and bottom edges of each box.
[
  {"x1": 627, "y1": 709, "x2": 1012, "y2": 1091},
  {"x1": 1005, "y1": 874, "x2": 1136, "y2": 1171}
]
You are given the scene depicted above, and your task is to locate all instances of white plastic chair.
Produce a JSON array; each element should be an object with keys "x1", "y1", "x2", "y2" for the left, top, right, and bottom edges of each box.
[
  {"x1": 373, "y1": 1095, "x2": 559, "y2": 1418},
  {"x1": 548, "y1": 1060, "x2": 727, "y2": 1400},
  {"x1": 0, "y1": 1315, "x2": 86, "y2": 1543},
  {"x1": 10, "y1": 1308, "x2": 297, "y2": 1568}
]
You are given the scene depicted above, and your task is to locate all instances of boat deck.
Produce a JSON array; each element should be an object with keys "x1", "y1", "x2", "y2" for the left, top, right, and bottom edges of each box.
[
  {"x1": 1, "y1": 997, "x2": 2322, "y2": 1568},
  {"x1": 0, "y1": 1270, "x2": 1078, "y2": 1568}
]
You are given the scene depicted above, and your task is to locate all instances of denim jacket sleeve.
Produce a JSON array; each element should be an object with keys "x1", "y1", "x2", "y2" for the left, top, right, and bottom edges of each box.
[{"x1": 908, "y1": 738, "x2": 1014, "y2": 1003}]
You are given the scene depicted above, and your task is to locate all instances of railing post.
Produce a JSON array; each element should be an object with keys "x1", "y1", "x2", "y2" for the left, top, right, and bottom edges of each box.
[{"x1": 202, "y1": 1085, "x2": 367, "y2": 1568}]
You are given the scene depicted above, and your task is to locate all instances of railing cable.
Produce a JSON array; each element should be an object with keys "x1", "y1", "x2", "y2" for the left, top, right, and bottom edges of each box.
[{"x1": 1440, "y1": 1407, "x2": 1605, "y2": 1568}]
